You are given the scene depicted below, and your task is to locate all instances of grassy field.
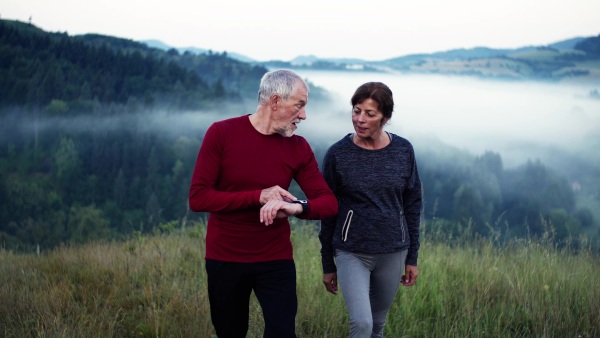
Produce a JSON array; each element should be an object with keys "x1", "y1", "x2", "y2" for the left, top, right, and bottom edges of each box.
[{"x1": 1, "y1": 221, "x2": 599, "y2": 338}]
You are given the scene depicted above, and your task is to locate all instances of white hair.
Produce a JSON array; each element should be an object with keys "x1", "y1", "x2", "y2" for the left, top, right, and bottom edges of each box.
[{"x1": 257, "y1": 69, "x2": 308, "y2": 105}]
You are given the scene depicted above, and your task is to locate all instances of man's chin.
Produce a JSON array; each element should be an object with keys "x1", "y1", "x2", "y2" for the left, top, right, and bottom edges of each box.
[{"x1": 279, "y1": 125, "x2": 297, "y2": 137}]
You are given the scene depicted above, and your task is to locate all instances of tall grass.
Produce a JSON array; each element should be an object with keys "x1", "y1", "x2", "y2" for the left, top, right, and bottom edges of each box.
[{"x1": 1, "y1": 221, "x2": 599, "y2": 337}]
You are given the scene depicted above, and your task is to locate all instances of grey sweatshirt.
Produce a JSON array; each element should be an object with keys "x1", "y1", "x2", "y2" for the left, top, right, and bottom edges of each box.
[{"x1": 319, "y1": 133, "x2": 422, "y2": 274}]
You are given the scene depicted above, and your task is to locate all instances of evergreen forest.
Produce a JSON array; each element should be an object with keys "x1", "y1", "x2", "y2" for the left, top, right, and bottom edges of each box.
[{"x1": 1, "y1": 19, "x2": 599, "y2": 252}]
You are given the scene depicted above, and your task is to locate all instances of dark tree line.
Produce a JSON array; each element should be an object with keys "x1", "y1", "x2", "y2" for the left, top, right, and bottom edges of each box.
[
  {"x1": 420, "y1": 149, "x2": 595, "y2": 245},
  {"x1": 0, "y1": 111, "x2": 201, "y2": 248},
  {"x1": 0, "y1": 19, "x2": 269, "y2": 112},
  {"x1": 574, "y1": 34, "x2": 600, "y2": 58},
  {"x1": 0, "y1": 18, "x2": 597, "y2": 252},
  {"x1": 0, "y1": 114, "x2": 596, "y2": 252}
]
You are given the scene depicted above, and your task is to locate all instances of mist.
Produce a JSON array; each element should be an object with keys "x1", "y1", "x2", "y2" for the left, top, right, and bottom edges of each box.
[
  {"x1": 3, "y1": 70, "x2": 598, "y2": 174},
  {"x1": 4, "y1": 70, "x2": 598, "y2": 170},
  {"x1": 294, "y1": 70, "x2": 600, "y2": 170},
  {"x1": 1, "y1": 70, "x2": 599, "y2": 249}
]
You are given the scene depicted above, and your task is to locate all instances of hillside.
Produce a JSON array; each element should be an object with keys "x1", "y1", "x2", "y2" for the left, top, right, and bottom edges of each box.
[
  {"x1": 1, "y1": 225, "x2": 599, "y2": 337},
  {"x1": 0, "y1": 19, "x2": 269, "y2": 111},
  {"x1": 1, "y1": 19, "x2": 598, "y2": 253},
  {"x1": 258, "y1": 35, "x2": 600, "y2": 82},
  {"x1": 377, "y1": 44, "x2": 599, "y2": 81}
]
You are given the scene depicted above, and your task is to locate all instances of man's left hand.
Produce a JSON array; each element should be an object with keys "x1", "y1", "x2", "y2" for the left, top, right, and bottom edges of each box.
[{"x1": 259, "y1": 200, "x2": 302, "y2": 225}]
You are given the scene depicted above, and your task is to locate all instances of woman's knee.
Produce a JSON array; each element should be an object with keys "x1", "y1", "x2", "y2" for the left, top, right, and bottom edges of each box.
[{"x1": 350, "y1": 317, "x2": 373, "y2": 335}]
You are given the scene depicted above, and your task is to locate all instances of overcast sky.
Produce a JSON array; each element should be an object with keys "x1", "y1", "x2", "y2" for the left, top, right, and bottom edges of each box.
[{"x1": 3, "y1": 0, "x2": 599, "y2": 61}]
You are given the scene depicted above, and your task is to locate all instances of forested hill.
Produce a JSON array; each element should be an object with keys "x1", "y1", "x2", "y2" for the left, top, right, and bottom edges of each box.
[
  {"x1": 1, "y1": 19, "x2": 598, "y2": 253},
  {"x1": 260, "y1": 35, "x2": 600, "y2": 82},
  {"x1": 0, "y1": 19, "x2": 268, "y2": 112}
]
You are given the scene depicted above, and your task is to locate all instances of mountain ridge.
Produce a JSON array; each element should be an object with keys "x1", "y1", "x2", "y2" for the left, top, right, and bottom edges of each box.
[
  {"x1": 144, "y1": 36, "x2": 588, "y2": 64},
  {"x1": 144, "y1": 34, "x2": 599, "y2": 81}
]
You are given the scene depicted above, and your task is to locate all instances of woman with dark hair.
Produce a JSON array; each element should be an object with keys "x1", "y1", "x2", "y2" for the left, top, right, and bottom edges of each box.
[{"x1": 319, "y1": 82, "x2": 422, "y2": 337}]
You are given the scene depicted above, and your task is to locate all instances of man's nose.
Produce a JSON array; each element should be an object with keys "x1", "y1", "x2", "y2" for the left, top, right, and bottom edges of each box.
[{"x1": 298, "y1": 108, "x2": 307, "y2": 120}]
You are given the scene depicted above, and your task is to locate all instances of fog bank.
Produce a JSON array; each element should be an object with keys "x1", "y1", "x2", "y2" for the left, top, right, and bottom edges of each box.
[{"x1": 295, "y1": 70, "x2": 600, "y2": 168}]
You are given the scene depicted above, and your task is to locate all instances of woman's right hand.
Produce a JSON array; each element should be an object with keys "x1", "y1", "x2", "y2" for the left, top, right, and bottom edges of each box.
[{"x1": 323, "y1": 272, "x2": 338, "y2": 295}]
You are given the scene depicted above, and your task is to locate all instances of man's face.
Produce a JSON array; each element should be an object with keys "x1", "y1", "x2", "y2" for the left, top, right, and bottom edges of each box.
[{"x1": 274, "y1": 84, "x2": 308, "y2": 137}]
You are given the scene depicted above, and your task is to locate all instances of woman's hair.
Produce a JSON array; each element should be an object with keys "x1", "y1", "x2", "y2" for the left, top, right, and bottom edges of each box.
[
  {"x1": 351, "y1": 82, "x2": 394, "y2": 120},
  {"x1": 258, "y1": 69, "x2": 308, "y2": 105}
]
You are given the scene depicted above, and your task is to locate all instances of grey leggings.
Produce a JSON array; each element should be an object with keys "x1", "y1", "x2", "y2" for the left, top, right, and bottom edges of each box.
[{"x1": 335, "y1": 249, "x2": 408, "y2": 338}]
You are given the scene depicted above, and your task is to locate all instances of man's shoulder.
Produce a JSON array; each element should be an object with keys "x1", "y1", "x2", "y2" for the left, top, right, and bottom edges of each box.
[
  {"x1": 208, "y1": 115, "x2": 250, "y2": 135},
  {"x1": 289, "y1": 133, "x2": 309, "y2": 144},
  {"x1": 213, "y1": 115, "x2": 248, "y2": 127}
]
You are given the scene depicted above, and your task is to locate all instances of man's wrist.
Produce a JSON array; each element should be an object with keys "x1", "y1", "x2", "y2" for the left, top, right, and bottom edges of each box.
[{"x1": 291, "y1": 199, "x2": 309, "y2": 215}]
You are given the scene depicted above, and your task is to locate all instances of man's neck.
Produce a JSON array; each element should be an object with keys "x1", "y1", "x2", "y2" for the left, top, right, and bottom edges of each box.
[{"x1": 249, "y1": 110, "x2": 274, "y2": 135}]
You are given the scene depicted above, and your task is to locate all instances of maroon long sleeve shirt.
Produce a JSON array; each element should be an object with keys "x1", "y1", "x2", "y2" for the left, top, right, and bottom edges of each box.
[{"x1": 189, "y1": 115, "x2": 338, "y2": 262}]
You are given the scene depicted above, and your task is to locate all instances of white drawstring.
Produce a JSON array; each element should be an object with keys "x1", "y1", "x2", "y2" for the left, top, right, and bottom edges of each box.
[{"x1": 342, "y1": 210, "x2": 353, "y2": 242}]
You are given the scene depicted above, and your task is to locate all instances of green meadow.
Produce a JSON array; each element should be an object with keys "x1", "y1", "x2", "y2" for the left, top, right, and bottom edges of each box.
[{"x1": 1, "y1": 221, "x2": 599, "y2": 338}]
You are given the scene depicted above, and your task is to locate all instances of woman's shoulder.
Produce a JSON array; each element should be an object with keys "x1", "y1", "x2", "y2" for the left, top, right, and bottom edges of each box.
[
  {"x1": 389, "y1": 133, "x2": 415, "y2": 149},
  {"x1": 326, "y1": 134, "x2": 354, "y2": 152}
]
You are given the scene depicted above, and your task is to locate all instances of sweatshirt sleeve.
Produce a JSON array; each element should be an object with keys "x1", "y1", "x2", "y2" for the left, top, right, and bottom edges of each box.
[
  {"x1": 318, "y1": 147, "x2": 338, "y2": 274},
  {"x1": 403, "y1": 145, "x2": 422, "y2": 266}
]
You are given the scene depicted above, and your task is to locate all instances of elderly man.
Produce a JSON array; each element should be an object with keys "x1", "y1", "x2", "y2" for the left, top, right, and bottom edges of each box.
[{"x1": 189, "y1": 69, "x2": 338, "y2": 338}]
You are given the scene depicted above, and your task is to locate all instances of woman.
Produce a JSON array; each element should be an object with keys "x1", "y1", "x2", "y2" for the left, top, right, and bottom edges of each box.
[{"x1": 319, "y1": 82, "x2": 422, "y2": 338}]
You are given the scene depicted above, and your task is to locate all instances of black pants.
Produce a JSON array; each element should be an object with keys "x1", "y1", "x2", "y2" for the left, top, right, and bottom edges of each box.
[{"x1": 205, "y1": 259, "x2": 298, "y2": 338}]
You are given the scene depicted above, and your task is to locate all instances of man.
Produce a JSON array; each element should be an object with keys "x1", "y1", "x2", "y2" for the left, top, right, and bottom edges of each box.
[{"x1": 189, "y1": 69, "x2": 338, "y2": 338}]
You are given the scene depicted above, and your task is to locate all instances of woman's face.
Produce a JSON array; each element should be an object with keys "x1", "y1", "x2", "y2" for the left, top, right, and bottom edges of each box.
[{"x1": 352, "y1": 98, "x2": 387, "y2": 139}]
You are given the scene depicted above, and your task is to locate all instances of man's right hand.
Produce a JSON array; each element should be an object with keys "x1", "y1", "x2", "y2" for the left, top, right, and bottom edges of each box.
[{"x1": 259, "y1": 185, "x2": 296, "y2": 204}]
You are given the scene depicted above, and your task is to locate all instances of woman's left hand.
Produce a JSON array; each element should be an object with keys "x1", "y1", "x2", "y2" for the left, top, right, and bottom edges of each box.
[{"x1": 402, "y1": 265, "x2": 419, "y2": 286}]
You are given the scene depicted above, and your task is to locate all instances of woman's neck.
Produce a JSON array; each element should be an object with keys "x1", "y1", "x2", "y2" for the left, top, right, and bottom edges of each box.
[{"x1": 353, "y1": 131, "x2": 390, "y2": 150}]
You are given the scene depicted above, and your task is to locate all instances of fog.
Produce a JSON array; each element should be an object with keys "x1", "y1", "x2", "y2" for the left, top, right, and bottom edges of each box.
[
  {"x1": 295, "y1": 70, "x2": 600, "y2": 169},
  {"x1": 3, "y1": 70, "x2": 598, "y2": 173}
]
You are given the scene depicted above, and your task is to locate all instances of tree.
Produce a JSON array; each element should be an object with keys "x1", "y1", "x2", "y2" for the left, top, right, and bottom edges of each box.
[
  {"x1": 53, "y1": 137, "x2": 82, "y2": 201},
  {"x1": 113, "y1": 168, "x2": 127, "y2": 208},
  {"x1": 67, "y1": 204, "x2": 110, "y2": 244}
]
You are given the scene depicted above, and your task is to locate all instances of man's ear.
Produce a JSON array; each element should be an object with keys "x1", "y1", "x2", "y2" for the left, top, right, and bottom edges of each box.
[{"x1": 270, "y1": 94, "x2": 280, "y2": 110}]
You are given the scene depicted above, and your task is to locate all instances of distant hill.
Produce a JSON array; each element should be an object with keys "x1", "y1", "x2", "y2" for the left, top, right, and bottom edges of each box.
[
  {"x1": 142, "y1": 39, "x2": 256, "y2": 63},
  {"x1": 0, "y1": 19, "x2": 269, "y2": 111},
  {"x1": 258, "y1": 36, "x2": 600, "y2": 82},
  {"x1": 145, "y1": 35, "x2": 600, "y2": 81},
  {"x1": 548, "y1": 37, "x2": 587, "y2": 49},
  {"x1": 369, "y1": 37, "x2": 599, "y2": 81}
]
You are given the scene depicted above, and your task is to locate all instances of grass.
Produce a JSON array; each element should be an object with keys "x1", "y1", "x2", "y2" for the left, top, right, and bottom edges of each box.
[{"x1": 1, "y1": 221, "x2": 599, "y2": 337}]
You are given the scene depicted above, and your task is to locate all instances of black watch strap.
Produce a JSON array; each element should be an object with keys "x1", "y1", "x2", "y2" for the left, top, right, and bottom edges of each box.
[{"x1": 292, "y1": 199, "x2": 309, "y2": 215}]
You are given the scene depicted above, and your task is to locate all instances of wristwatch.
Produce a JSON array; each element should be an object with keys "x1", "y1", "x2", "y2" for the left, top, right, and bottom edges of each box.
[{"x1": 291, "y1": 199, "x2": 309, "y2": 215}]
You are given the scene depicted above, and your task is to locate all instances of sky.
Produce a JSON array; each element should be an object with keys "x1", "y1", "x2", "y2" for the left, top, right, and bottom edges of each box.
[{"x1": 3, "y1": 0, "x2": 600, "y2": 62}]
